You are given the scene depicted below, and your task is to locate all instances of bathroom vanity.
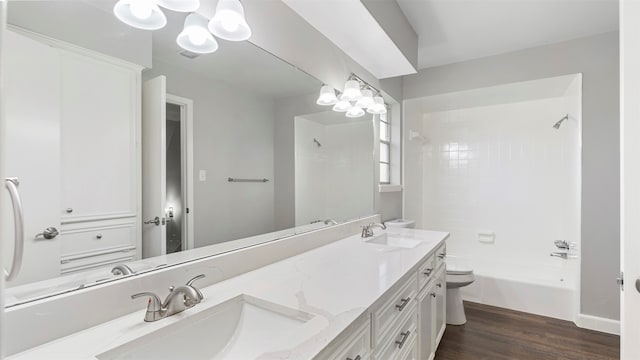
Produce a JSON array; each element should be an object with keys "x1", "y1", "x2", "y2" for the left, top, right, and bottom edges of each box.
[{"x1": 7, "y1": 227, "x2": 448, "y2": 360}]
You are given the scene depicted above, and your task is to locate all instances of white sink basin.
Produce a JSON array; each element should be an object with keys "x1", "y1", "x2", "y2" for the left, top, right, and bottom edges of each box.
[
  {"x1": 97, "y1": 294, "x2": 315, "y2": 360},
  {"x1": 365, "y1": 233, "x2": 421, "y2": 249}
]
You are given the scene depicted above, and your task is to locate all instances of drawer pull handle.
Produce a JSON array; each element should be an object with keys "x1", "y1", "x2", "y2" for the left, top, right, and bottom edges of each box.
[
  {"x1": 437, "y1": 253, "x2": 445, "y2": 259},
  {"x1": 430, "y1": 292, "x2": 436, "y2": 298},
  {"x1": 346, "y1": 356, "x2": 361, "y2": 360},
  {"x1": 66, "y1": 208, "x2": 73, "y2": 214},
  {"x1": 96, "y1": 234, "x2": 103, "y2": 239},
  {"x1": 423, "y1": 268, "x2": 433, "y2": 276},
  {"x1": 395, "y1": 330, "x2": 411, "y2": 349},
  {"x1": 436, "y1": 283, "x2": 442, "y2": 288},
  {"x1": 395, "y1": 297, "x2": 411, "y2": 311}
]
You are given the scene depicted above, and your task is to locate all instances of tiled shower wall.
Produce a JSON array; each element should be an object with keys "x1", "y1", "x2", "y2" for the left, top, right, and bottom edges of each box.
[{"x1": 417, "y1": 96, "x2": 580, "y2": 285}]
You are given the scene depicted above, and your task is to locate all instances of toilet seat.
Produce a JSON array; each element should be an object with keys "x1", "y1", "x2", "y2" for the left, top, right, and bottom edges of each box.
[{"x1": 446, "y1": 265, "x2": 473, "y2": 275}]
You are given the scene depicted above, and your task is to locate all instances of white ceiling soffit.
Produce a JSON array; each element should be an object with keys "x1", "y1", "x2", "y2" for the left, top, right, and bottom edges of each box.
[
  {"x1": 281, "y1": 0, "x2": 417, "y2": 79},
  {"x1": 397, "y1": 0, "x2": 619, "y2": 69}
]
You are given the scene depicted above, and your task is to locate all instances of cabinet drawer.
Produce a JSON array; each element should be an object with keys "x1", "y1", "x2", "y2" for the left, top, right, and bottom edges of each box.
[
  {"x1": 374, "y1": 306, "x2": 417, "y2": 360},
  {"x1": 417, "y1": 254, "x2": 436, "y2": 291},
  {"x1": 61, "y1": 223, "x2": 135, "y2": 256},
  {"x1": 373, "y1": 275, "x2": 417, "y2": 345},
  {"x1": 434, "y1": 243, "x2": 446, "y2": 269},
  {"x1": 321, "y1": 320, "x2": 371, "y2": 360},
  {"x1": 399, "y1": 335, "x2": 417, "y2": 360},
  {"x1": 60, "y1": 246, "x2": 136, "y2": 274}
]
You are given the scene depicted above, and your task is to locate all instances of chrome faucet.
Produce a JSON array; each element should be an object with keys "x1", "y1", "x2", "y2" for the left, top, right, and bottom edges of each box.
[
  {"x1": 131, "y1": 274, "x2": 205, "y2": 322},
  {"x1": 361, "y1": 222, "x2": 387, "y2": 238},
  {"x1": 111, "y1": 263, "x2": 135, "y2": 276}
]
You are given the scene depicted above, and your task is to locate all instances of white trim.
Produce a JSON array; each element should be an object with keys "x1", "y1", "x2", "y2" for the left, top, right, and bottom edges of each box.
[
  {"x1": 379, "y1": 184, "x2": 403, "y2": 193},
  {"x1": 575, "y1": 313, "x2": 620, "y2": 335},
  {"x1": 6, "y1": 24, "x2": 144, "y2": 72},
  {"x1": 166, "y1": 94, "x2": 195, "y2": 251}
]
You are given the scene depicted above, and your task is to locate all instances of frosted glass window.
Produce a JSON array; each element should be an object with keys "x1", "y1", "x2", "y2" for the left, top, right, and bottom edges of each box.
[
  {"x1": 380, "y1": 143, "x2": 390, "y2": 163},
  {"x1": 380, "y1": 163, "x2": 390, "y2": 184},
  {"x1": 379, "y1": 111, "x2": 391, "y2": 184},
  {"x1": 380, "y1": 120, "x2": 390, "y2": 142}
]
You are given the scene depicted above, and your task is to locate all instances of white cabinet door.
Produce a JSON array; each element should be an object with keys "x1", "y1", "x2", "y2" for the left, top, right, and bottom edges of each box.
[
  {"x1": 434, "y1": 267, "x2": 446, "y2": 346},
  {"x1": 417, "y1": 282, "x2": 436, "y2": 360},
  {"x1": 1, "y1": 30, "x2": 61, "y2": 285},
  {"x1": 141, "y1": 76, "x2": 167, "y2": 258},
  {"x1": 60, "y1": 51, "x2": 137, "y2": 223}
]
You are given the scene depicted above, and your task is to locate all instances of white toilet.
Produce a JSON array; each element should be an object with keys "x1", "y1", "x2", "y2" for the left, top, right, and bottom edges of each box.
[
  {"x1": 446, "y1": 262, "x2": 475, "y2": 325},
  {"x1": 383, "y1": 219, "x2": 416, "y2": 228}
]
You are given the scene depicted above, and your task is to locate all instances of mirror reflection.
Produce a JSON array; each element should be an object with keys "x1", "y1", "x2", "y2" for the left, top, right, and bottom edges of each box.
[{"x1": 1, "y1": 1, "x2": 375, "y2": 306}]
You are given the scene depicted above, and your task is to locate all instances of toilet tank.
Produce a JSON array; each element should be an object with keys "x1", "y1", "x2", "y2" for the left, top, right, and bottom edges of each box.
[{"x1": 384, "y1": 219, "x2": 415, "y2": 228}]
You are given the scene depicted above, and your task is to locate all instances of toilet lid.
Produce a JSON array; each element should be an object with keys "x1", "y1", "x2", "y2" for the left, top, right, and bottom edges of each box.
[{"x1": 446, "y1": 264, "x2": 473, "y2": 275}]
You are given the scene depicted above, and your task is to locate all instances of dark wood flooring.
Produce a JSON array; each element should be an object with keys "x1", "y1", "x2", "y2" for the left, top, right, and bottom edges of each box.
[{"x1": 435, "y1": 301, "x2": 620, "y2": 360}]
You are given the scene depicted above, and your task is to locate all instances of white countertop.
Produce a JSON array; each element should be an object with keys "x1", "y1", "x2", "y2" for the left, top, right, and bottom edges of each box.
[{"x1": 8, "y1": 228, "x2": 448, "y2": 360}]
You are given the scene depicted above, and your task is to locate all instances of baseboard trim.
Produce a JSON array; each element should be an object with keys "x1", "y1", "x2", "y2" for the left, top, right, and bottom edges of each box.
[{"x1": 575, "y1": 313, "x2": 620, "y2": 335}]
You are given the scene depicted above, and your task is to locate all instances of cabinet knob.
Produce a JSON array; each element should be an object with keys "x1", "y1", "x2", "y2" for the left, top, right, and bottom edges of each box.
[
  {"x1": 423, "y1": 268, "x2": 433, "y2": 276},
  {"x1": 430, "y1": 292, "x2": 436, "y2": 298},
  {"x1": 96, "y1": 234, "x2": 102, "y2": 239},
  {"x1": 65, "y1": 208, "x2": 73, "y2": 213},
  {"x1": 346, "y1": 356, "x2": 361, "y2": 360},
  {"x1": 436, "y1": 283, "x2": 442, "y2": 288}
]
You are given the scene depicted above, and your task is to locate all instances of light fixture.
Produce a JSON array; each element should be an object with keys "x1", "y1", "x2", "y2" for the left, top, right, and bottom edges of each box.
[
  {"x1": 208, "y1": 0, "x2": 252, "y2": 41},
  {"x1": 346, "y1": 106, "x2": 365, "y2": 118},
  {"x1": 155, "y1": 0, "x2": 200, "y2": 12},
  {"x1": 340, "y1": 80, "x2": 363, "y2": 101},
  {"x1": 367, "y1": 96, "x2": 387, "y2": 115},
  {"x1": 177, "y1": 13, "x2": 219, "y2": 54},
  {"x1": 332, "y1": 100, "x2": 352, "y2": 113},
  {"x1": 316, "y1": 85, "x2": 338, "y2": 105},
  {"x1": 113, "y1": 0, "x2": 167, "y2": 30},
  {"x1": 355, "y1": 89, "x2": 374, "y2": 108}
]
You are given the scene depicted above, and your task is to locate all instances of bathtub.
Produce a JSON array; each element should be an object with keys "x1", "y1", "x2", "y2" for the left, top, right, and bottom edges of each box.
[{"x1": 452, "y1": 255, "x2": 579, "y2": 321}]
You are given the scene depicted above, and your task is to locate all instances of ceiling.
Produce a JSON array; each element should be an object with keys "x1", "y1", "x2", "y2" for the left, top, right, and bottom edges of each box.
[{"x1": 396, "y1": 0, "x2": 619, "y2": 69}]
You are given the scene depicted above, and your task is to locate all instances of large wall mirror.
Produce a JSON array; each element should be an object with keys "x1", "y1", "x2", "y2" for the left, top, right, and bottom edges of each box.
[{"x1": 1, "y1": 1, "x2": 375, "y2": 307}]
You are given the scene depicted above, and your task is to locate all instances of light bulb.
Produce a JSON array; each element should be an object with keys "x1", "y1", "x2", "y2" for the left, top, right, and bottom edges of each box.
[
  {"x1": 208, "y1": 0, "x2": 252, "y2": 41},
  {"x1": 130, "y1": 1, "x2": 153, "y2": 19},
  {"x1": 188, "y1": 29, "x2": 207, "y2": 46},
  {"x1": 340, "y1": 80, "x2": 362, "y2": 101},
  {"x1": 316, "y1": 85, "x2": 338, "y2": 106},
  {"x1": 333, "y1": 100, "x2": 351, "y2": 113},
  {"x1": 221, "y1": 16, "x2": 241, "y2": 32},
  {"x1": 177, "y1": 13, "x2": 218, "y2": 54},
  {"x1": 346, "y1": 106, "x2": 365, "y2": 118}
]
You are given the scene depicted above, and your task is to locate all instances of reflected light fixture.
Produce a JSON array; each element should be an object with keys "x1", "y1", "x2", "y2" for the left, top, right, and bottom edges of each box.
[
  {"x1": 155, "y1": 0, "x2": 200, "y2": 12},
  {"x1": 340, "y1": 79, "x2": 363, "y2": 101},
  {"x1": 333, "y1": 100, "x2": 352, "y2": 113},
  {"x1": 316, "y1": 85, "x2": 338, "y2": 105},
  {"x1": 208, "y1": 0, "x2": 252, "y2": 41},
  {"x1": 346, "y1": 106, "x2": 365, "y2": 118},
  {"x1": 113, "y1": 0, "x2": 167, "y2": 30},
  {"x1": 355, "y1": 89, "x2": 374, "y2": 108},
  {"x1": 367, "y1": 96, "x2": 387, "y2": 115},
  {"x1": 177, "y1": 13, "x2": 219, "y2": 54}
]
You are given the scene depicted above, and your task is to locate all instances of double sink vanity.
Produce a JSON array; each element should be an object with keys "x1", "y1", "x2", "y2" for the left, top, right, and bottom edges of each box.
[{"x1": 9, "y1": 224, "x2": 448, "y2": 360}]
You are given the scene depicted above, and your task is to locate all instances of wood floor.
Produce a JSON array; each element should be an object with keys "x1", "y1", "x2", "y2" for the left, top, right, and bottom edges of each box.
[{"x1": 435, "y1": 301, "x2": 620, "y2": 360}]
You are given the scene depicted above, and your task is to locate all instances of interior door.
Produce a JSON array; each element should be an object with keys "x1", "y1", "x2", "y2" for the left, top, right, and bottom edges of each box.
[
  {"x1": 621, "y1": 1, "x2": 640, "y2": 358},
  {"x1": 141, "y1": 76, "x2": 167, "y2": 258},
  {"x1": 1, "y1": 30, "x2": 61, "y2": 285}
]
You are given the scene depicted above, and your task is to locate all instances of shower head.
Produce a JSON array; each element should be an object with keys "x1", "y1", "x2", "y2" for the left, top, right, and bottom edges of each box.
[{"x1": 553, "y1": 114, "x2": 569, "y2": 129}]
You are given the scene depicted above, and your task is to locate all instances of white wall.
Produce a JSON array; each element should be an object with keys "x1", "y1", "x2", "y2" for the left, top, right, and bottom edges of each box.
[
  {"x1": 402, "y1": 31, "x2": 620, "y2": 321},
  {"x1": 143, "y1": 60, "x2": 276, "y2": 248},
  {"x1": 295, "y1": 116, "x2": 374, "y2": 225}
]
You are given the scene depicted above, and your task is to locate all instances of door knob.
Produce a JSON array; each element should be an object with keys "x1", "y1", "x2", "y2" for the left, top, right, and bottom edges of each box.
[
  {"x1": 36, "y1": 227, "x2": 59, "y2": 240},
  {"x1": 144, "y1": 216, "x2": 160, "y2": 226}
]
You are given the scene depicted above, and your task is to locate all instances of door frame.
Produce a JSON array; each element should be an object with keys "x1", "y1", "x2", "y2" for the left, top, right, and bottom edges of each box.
[{"x1": 166, "y1": 94, "x2": 194, "y2": 251}]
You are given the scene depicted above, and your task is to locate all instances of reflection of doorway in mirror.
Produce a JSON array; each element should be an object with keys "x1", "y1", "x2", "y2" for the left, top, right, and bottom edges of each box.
[{"x1": 165, "y1": 95, "x2": 194, "y2": 255}]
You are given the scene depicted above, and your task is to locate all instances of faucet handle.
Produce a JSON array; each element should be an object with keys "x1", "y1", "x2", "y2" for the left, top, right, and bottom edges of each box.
[
  {"x1": 186, "y1": 274, "x2": 205, "y2": 286},
  {"x1": 131, "y1": 292, "x2": 162, "y2": 312},
  {"x1": 186, "y1": 274, "x2": 206, "y2": 301}
]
